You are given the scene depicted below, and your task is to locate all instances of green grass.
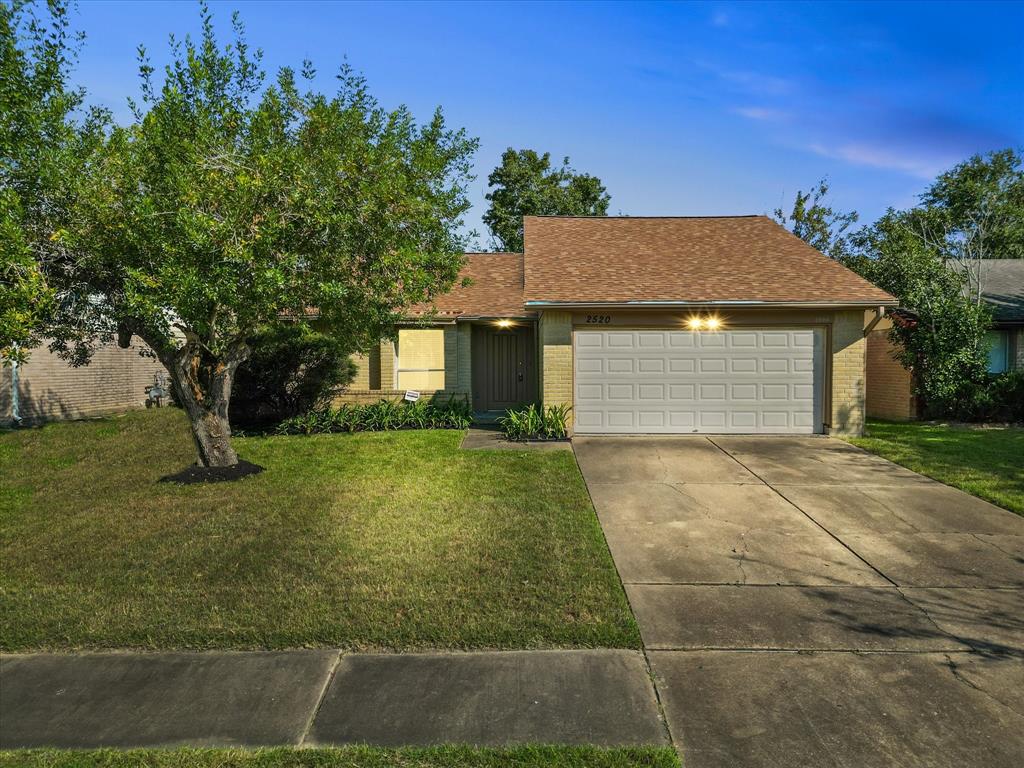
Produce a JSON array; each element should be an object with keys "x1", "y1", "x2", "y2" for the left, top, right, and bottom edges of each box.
[
  {"x1": 0, "y1": 747, "x2": 680, "y2": 768},
  {"x1": 0, "y1": 409, "x2": 639, "y2": 651},
  {"x1": 848, "y1": 419, "x2": 1024, "y2": 515}
]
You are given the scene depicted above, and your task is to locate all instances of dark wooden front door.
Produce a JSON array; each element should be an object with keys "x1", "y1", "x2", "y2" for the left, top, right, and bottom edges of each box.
[{"x1": 472, "y1": 325, "x2": 537, "y2": 411}]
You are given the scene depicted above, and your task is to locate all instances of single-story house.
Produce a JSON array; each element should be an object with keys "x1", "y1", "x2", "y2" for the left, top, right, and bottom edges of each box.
[
  {"x1": 866, "y1": 258, "x2": 1024, "y2": 421},
  {"x1": 341, "y1": 215, "x2": 897, "y2": 436}
]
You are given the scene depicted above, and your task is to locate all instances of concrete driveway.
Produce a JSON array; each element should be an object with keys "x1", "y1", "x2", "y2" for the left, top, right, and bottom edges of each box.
[{"x1": 574, "y1": 435, "x2": 1024, "y2": 768}]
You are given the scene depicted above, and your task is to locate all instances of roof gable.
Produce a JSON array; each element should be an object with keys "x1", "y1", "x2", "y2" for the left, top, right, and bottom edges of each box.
[{"x1": 523, "y1": 215, "x2": 896, "y2": 306}]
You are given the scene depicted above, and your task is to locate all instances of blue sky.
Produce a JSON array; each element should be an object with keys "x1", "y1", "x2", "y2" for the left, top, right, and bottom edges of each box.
[{"x1": 69, "y1": 0, "x2": 1023, "y2": 248}]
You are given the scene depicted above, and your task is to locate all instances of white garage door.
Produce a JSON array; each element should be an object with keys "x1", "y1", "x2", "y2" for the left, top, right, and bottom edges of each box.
[{"x1": 574, "y1": 329, "x2": 823, "y2": 435}]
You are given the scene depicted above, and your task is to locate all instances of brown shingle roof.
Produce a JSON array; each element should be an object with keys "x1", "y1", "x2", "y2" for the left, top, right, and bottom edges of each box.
[
  {"x1": 523, "y1": 216, "x2": 896, "y2": 305},
  {"x1": 412, "y1": 252, "x2": 531, "y2": 318}
]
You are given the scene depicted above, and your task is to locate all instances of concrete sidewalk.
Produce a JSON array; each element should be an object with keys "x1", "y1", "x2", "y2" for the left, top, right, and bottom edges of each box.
[{"x1": 0, "y1": 649, "x2": 669, "y2": 749}]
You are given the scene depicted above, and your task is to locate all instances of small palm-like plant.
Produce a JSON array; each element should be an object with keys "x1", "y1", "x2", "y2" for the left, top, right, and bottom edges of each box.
[{"x1": 498, "y1": 403, "x2": 570, "y2": 441}]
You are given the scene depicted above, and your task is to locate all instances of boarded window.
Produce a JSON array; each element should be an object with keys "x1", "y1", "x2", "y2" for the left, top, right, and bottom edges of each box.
[{"x1": 396, "y1": 329, "x2": 445, "y2": 390}]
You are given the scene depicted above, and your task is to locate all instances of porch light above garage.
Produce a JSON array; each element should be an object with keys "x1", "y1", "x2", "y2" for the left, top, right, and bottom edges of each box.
[
  {"x1": 495, "y1": 319, "x2": 513, "y2": 328},
  {"x1": 685, "y1": 314, "x2": 724, "y2": 330}
]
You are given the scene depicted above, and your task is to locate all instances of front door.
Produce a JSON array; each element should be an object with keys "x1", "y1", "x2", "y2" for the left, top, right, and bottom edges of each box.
[{"x1": 472, "y1": 325, "x2": 537, "y2": 411}]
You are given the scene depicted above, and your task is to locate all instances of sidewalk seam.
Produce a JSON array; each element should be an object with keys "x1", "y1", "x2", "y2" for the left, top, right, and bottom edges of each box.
[{"x1": 297, "y1": 649, "x2": 343, "y2": 747}]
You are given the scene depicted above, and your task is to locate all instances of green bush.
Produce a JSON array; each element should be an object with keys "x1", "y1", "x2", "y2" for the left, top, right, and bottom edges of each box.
[
  {"x1": 275, "y1": 397, "x2": 473, "y2": 435},
  {"x1": 951, "y1": 370, "x2": 1024, "y2": 422},
  {"x1": 231, "y1": 325, "x2": 356, "y2": 430},
  {"x1": 498, "y1": 403, "x2": 571, "y2": 441}
]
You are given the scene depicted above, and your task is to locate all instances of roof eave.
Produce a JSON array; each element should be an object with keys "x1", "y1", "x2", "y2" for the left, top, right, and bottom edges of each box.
[{"x1": 523, "y1": 299, "x2": 899, "y2": 309}]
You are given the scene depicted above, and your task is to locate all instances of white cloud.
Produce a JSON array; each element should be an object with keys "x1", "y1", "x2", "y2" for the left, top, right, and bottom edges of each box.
[
  {"x1": 809, "y1": 142, "x2": 954, "y2": 179},
  {"x1": 733, "y1": 106, "x2": 790, "y2": 122}
]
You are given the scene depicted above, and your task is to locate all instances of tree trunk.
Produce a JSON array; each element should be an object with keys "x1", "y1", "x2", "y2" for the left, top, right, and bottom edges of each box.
[
  {"x1": 182, "y1": 396, "x2": 238, "y2": 467},
  {"x1": 164, "y1": 341, "x2": 248, "y2": 468}
]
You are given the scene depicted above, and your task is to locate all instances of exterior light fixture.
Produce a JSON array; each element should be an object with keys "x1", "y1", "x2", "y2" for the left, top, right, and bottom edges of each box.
[
  {"x1": 496, "y1": 319, "x2": 513, "y2": 328},
  {"x1": 685, "y1": 314, "x2": 724, "y2": 331}
]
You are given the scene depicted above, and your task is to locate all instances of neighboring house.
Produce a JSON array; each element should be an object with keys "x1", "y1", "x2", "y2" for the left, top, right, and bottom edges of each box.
[
  {"x1": 0, "y1": 337, "x2": 167, "y2": 425},
  {"x1": 340, "y1": 215, "x2": 896, "y2": 436},
  {"x1": 866, "y1": 258, "x2": 1024, "y2": 421}
]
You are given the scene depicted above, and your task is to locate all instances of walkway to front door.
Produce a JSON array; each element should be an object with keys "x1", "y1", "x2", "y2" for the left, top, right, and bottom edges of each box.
[{"x1": 574, "y1": 435, "x2": 1024, "y2": 768}]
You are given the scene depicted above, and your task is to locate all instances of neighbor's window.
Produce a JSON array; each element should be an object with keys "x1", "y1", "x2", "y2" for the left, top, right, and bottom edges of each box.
[
  {"x1": 986, "y1": 330, "x2": 1010, "y2": 374},
  {"x1": 396, "y1": 329, "x2": 445, "y2": 390}
]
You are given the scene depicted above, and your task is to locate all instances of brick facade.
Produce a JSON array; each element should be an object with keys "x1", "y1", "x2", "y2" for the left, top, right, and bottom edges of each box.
[
  {"x1": 1, "y1": 338, "x2": 167, "y2": 425},
  {"x1": 865, "y1": 330, "x2": 917, "y2": 421},
  {"x1": 332, "y1": 326, "x2": 471, "y2": 407},
  {"x1": 829, "y1": 310, "x2": 867, "y2": 434},
  {"x1": 538, "y1": 310, "x2": 574, "y2": 427}
]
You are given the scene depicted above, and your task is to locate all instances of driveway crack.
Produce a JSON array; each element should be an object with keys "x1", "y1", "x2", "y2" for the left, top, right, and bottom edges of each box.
[
  {"x1": 942, "y1": 653, "x2": 1024, "y2": 719},
  {"x1": 969, "y1": 533, "x2": 1018, "y2": 559}
]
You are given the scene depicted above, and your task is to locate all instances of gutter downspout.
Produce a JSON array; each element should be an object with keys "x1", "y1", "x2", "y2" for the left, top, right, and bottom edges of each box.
[{"x1": 864, "y1": 306, "x2": 887, "y2": 335}]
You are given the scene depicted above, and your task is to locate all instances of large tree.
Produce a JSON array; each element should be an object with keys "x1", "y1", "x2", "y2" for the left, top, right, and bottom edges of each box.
[
  {"x1": 846, "y1": 209, "x2": 991, "y2": 416},
  {"x1": 1, "y1": 0, "x2": 101, "y2": 365},
  {"x1": 47, "y1": 5, "x2": 477, "y2": 467},
  {"x1": 843, "y1": 150, "x2": 1024, "y2": 417},
  {"x1": 920, "y1": 148, "x2": 1024, "y2": 261},
  {"x1": 483, "y1": 148, "x2": 610, "y2": 252},
  {"x1": 772, "y1": 177, "x2": 858, "y2": 260}
]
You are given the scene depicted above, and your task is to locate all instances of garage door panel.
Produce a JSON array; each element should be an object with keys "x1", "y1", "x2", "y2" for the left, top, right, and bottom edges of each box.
[
  {"x1": 637, "y1": 358, "x2": 665, "y2": 373},
  {"x1": 730, "y1": 383, "x2": 758, "y2": 400},
  {"x1": 576, "y1": 357, "x2": 603, "y2": 374},
  {"x1": 669, "y1": 359, "x2": 695, "y2": 373},
  {"x1": 574, "y1": 328, "x2": 823, "y2": 435},
  {"x1": 700, "y1": 383, "x2": 727, "y2": 399}
]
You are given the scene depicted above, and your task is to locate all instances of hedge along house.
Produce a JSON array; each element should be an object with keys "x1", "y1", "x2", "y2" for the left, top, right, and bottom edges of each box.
[{"x1": 339, "y1": 216, "x2": 897, "y2": 436}]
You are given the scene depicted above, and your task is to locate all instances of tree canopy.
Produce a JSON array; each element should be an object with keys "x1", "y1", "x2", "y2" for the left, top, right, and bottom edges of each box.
[
  {"x1": 772, "y1": 177, "x2": 858, "y2": 260},
  {"x1": 31, "y1": 3, "x2": 478, "y2": 466},
  {"x1": 483, "y1": 148, "x2": 610, "y2": 252},
  {"x1": 844, "y1": 149, "x2": 1024, "y2": 417},
  {"x1": 1, "y1": 0, "x2": 103, "y2": 365},
  {"x1": 919, "y1": 148, "x2": 1024, "y2": 261}
]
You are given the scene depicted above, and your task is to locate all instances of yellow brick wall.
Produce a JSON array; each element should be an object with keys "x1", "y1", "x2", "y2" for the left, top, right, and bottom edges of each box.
[
  {"x1": 865, "y1": 330, "x2": 917, "y2": 421},
  {"x1": 539, "y1": 310, "x2": 573, "y2": 426},
  {"x1": 456, "y1": 323, "x2": 473, "y2": 395},
  {"x1": 830, "y1": 309, "x2": 867, "y2": 435},
  {"x1": 349, "y1": 352, "x2": 371, "y2": 389},
  {"x1": 333, "y1": 325, "x2": 471, "y2": 407},
  {"x1": 1, "y1": 337, "x2": 167, "y2": 424}
]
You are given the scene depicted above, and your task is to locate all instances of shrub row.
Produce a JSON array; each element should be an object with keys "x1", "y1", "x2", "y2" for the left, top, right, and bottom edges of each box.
[
  {"x1": 275, "y1": 398, "x2": 473, "y2": 435},
  {"x1": 498, "y1": 403, "x2": 571, "y2": 441},
  {"x1": 945, "y1": 370, "x2": 1024, "y2": 423}
]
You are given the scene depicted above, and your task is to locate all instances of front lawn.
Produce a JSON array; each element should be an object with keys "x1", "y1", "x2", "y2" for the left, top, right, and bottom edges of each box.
[
  {"x1": 848, "y1": 419, "x2": 1024, "y2": 515},
  {"x1": 0, "y1": 409, "x2": 639, "y2": 651},
  {"x1": 0, "y1": 747, "x2": 680, "y2": 768}
]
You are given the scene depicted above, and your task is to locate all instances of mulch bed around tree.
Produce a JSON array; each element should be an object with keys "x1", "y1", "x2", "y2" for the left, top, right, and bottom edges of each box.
[{"x1": 159, "y1": 460, "x2": 265, "y2": 485}]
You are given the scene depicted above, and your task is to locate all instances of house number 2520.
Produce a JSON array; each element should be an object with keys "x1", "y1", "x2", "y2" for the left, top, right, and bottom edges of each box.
[{"x1": 585, "y1": 315, "x2": 612, "y2": 324}]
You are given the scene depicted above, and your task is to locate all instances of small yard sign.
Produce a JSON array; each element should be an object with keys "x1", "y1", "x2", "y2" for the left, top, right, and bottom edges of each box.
[{"x1": 404, "y1": 390, "x2": 421, "y2": 402}]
